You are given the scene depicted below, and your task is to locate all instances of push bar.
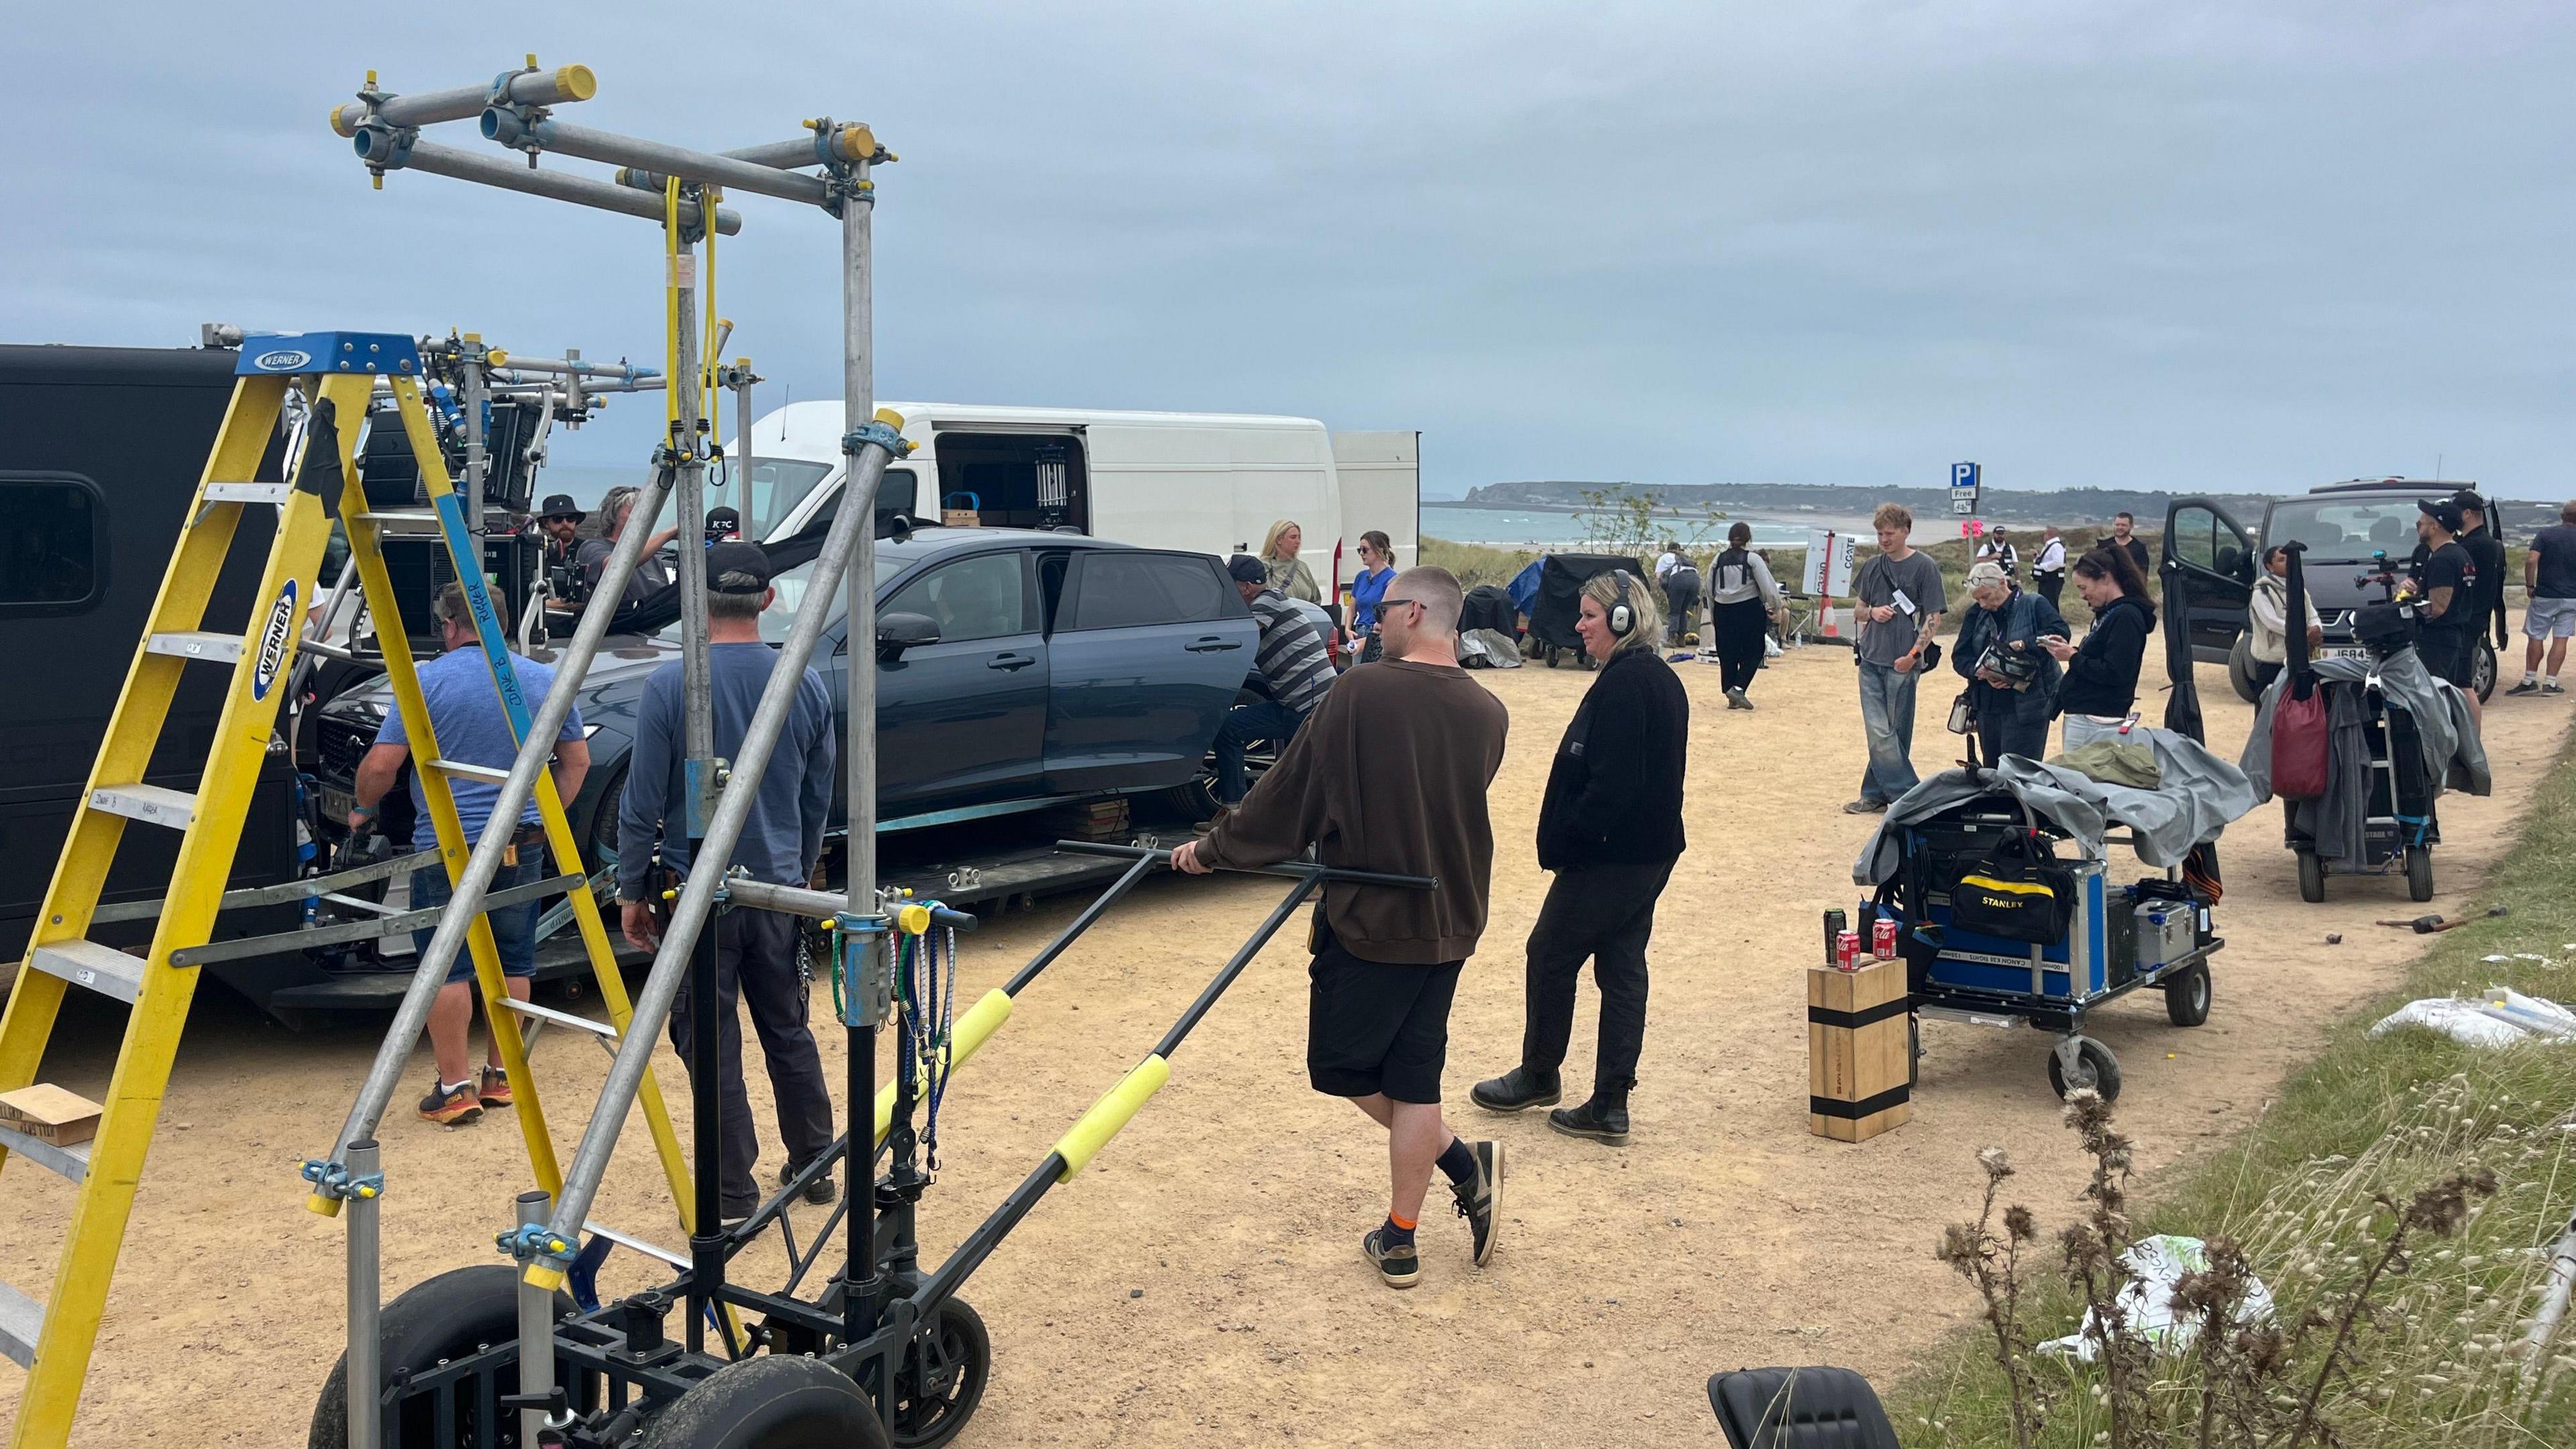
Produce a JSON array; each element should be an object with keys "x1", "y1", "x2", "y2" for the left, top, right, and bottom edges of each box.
[
  {"x1": 329, "y1": 64, "x2": 596, "y2": 136},
  {"x1": 721, "y1": 877, "x2": 975, "y2": 931},
  {"x1": 1054, "y1": 840, "x2": 1437, "y2": 892}
]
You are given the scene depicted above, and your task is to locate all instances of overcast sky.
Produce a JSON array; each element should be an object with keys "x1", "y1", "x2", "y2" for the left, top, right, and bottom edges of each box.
[{"x1": 7, "y1": 3, "x2": 2571, "y2": 499}]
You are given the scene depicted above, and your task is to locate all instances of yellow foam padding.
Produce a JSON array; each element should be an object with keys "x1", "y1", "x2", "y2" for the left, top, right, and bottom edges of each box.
[
  {"x1": 523, "y1": 1263, "x2": 566, "y2": 1293},
  {"x1": 307, "y1": 1193, "x2": 343, "y2": 1218},
  {"x1": 1053, "y1": 1055, "x2": 1171, "y2": 1183},
  {"x1": 871, "y1": 989, "x2": 1013, "y2": 1144},
  {"x1": 555, "y1": 64, "x2": 598, "y2": 102}
]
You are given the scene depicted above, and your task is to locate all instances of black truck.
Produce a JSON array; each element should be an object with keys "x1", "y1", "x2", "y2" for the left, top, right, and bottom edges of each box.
[{"x1": 0, "y1": 343, "x2": 306, "y2": 995}]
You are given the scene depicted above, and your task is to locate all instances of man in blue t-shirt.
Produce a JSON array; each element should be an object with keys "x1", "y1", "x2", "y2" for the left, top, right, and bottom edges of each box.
[
  {"x1": 352, "y1": 585, "x2": 589, "y2": 1127},
  {"x1": 2510, "y1": 499, "x2": 2576, "y2": 696},
  {"x1": 618, "y1": 541, "x2": 839, "y2": 1221}
]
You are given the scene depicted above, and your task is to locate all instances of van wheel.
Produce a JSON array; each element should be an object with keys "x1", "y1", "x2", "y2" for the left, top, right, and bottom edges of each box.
[{"x1": 2471, "y1": 641, "x2": 2497, "y2": 703}]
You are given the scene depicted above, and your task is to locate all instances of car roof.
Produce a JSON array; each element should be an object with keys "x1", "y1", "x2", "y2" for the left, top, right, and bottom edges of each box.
[
  {"x1": 864, "y1": 526, "x2": 1152, "y2": 568},
  {"x1": 2304, "y1": 478, "x2": 2478, "y2": 496}
]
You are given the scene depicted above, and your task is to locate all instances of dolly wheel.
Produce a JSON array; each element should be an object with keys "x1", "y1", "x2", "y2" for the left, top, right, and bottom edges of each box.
[
  {"x1": 636, "y1": 1355, "x2": 888, "y2": 1449},
  {"x1": 2163, "y1": 963, "x2": 2212, "y2": 1027},
  {"x1": 2296, "y1": 849, "x2": 2325, "y2": 904},
  {"x1": 308, "y1": 1265, "x2": 582, "y2": 1449},
  {"x1": 890, "y1": 1299, "x2": 994, "y2": 1449},
  {"x1": 2047, "y1": 1038, "x2": 2123, "y2": 1103},
  {"x1": 2406, "y1": 846, "x2": 2434, "y2": 903}
]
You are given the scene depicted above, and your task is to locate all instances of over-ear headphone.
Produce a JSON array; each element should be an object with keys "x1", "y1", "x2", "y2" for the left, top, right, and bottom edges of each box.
[{"x1": 1605, "y1": 570, "x2": 1638, "y2": 637}]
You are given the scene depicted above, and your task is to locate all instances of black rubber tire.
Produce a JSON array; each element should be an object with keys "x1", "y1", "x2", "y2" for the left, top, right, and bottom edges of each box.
[
  {"x1": 2406, "y1": 845, "x2": 2435, "y2": 902},
  {"x1": 2046, "y1": 1038, "x2": 2123, "y2": 1102},
  {"x1": 2296, "y1": 849, "x2": 2326, "y2": 904},
  {"x1": 2472, "y1": 639, "x2": 2498, "y2": 704},
  {"x1": 635, "y1": 1355, "x2": 888, "y2": 1449},
  {"x1": 2163, "y1": 963, "x2": 2212, "y2": 1027},
  {"x1": 2227, "y1": 636, "x2": 2273, "y2": 704},
  {"x1": 888, "y1": 1298, "x2": 993, "y2": 1449},
  {"x1": 586, "y1": 763, "x2": 627, "y2": 879},
  {"x1": 1159, "y1": 743, "x2": 1274, "y2": 821},
  {"x1": 1545, "y1": 646, "x2": 1561, "y2": 668},
  {"x1": 308, "y1": 1265, "x2": 582, "y2": 1449}
]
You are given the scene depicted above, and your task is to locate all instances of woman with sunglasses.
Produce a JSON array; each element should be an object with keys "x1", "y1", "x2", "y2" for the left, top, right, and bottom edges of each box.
[{"x1": 1348, "y1": 531, "x2": 1398, "y2": 661}]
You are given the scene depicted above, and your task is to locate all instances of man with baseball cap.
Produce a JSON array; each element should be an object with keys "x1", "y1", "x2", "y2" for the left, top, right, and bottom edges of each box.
[
  {"x1": 617, "y1": 540, "x2": 840, "y2": 1221},
  {"x1": 2451, "y1": 488, "x2": 2508, "y2": 665},
  {"x1": 1211, "y1": 553, "x2": 1336, "y2": 816},
  {"x1": 2407, "y1": 498, "x2": 2483, "y2": 723}
]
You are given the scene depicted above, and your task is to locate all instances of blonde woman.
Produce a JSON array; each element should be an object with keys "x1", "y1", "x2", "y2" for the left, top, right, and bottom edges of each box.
[
  {"x1": 1472, "y1": 570, "x2": 1688, "y2": 1146},
  {"x1": 1261, "y1": 519, "x2": 1322, "y2": 603}
]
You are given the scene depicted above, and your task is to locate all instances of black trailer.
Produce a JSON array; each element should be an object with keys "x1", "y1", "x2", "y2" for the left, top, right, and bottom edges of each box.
[{"x1": 0, "y1": 343, "x2": 305, "y2": 989}]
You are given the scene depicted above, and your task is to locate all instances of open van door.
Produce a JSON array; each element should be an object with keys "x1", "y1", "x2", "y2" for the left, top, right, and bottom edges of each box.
[
  {"x1": 1332, "y1": 430, "x2": 1419, "y2": 580},
  {"x1": 2162, "y1": 497, "x2": 2257, "y2": 665}
]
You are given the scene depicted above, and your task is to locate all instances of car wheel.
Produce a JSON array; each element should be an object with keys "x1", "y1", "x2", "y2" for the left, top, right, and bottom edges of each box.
[
  {"x1": 2471, "y1": 639, "x2": 2497, "y2": 703},
  {"x1": 584, "y1": 763, "x2": 627, "y2": 889}
]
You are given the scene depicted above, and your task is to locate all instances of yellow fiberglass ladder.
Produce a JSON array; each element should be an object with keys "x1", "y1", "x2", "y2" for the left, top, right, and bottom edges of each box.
[{"x1": 0, "y1": 333, "x2": 696, "y2": 1449}]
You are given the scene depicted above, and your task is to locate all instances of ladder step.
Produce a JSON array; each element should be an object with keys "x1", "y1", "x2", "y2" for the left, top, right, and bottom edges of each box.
[
  {"x1": 427, "y1": 758, "x2": 512, "y2": 785},
  {"x1": 500, "y1": 996, "x2": 619, "y2": 1040},
  {"x1": 27, "y1": 940, "x2": 147, "y2": 1005},
  {"x1": 0, "y1": 1121, "x2": 91, "y2": 1185},
  {"x1": 583, "y1": 1221, "x2": 688, "y2": 1269},
  {"x1": 0, "y1": 1278, "x2": 38, "y2": 1370},
  {"x1": 89, "y1": 784, "x2": 198, "y2": 830},
  {"x1": 145, "y1": 630, "x2": 246, "y2": 664},
  {"x1": 204, "y1": 481, "x2": 292, "y2": 504}
]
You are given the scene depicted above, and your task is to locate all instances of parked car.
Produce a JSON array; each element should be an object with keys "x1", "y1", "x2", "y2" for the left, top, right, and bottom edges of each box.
[
  {"x1": 2163, "y1": 482, "x2": 2498, "y2": 704},
  {"x1": 310, "y1": 529, "x2": 1260, "y2": 896}
]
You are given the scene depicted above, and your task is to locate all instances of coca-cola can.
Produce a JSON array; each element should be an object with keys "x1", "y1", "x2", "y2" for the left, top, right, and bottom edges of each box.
[
  {"x1": 1874, "y1": 916, "x2": 1898, "y2": 959},
  {"x1": 1835, "y1": 930, "x2": 1862, "y2": 972}
]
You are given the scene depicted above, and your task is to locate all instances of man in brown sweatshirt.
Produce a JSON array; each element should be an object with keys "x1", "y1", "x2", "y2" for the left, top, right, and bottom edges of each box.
[{"x1": 1173, "y1": 566, "x2": 1511, "y2": 1289}]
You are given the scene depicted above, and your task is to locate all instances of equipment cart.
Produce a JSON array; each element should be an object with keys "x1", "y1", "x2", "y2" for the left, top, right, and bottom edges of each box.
[{"x1": 1855, "y1": 731, "x2": 2259, "y2": 1103}]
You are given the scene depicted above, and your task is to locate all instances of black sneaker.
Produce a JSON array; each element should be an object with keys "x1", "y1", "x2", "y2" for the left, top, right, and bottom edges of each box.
[
  {"x1": 1549, "y1": 1093, "x2": 1631, "y2": 1146},
  {"x1": 782, "y1": 1160, "x2": 837, "y2": 1206},
  {"x1": 1361, "y1": 1228, "x2": 1420, "y2": 1289},
  {"x1": 418, "y1": 1079, "x2": 482, "y2": 1127},
  {"x1": 1450, "y1": 1140, "x2": 1504, "y2": 1268},
  {"x1": 2507, "y1": 680, "x2": 2543, "y2": 696},
  {"x1": 1470, "y1": 1065, "x2": 1561, "y2": 1113},
  {"x1": 2548, "y1": 682, "x2": 2567, "y2": 696}
]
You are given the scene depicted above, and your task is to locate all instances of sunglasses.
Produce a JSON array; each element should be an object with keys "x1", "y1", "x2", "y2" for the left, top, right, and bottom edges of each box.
[{"x1": 1378, "y1": 597, "x2": 1419, "y2": 612}]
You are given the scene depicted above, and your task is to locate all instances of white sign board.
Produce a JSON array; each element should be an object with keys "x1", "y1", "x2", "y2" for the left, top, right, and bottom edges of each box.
[
  {"x1": 1952, "y1": 495, "x2": 1975, "y2": 514},
  {"x1": 1803, "y1": 529, "x2": 1856, "y2": 597}
]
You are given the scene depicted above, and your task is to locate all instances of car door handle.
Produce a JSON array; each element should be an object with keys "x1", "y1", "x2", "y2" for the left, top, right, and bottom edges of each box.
[
  {"x1": 987, "y1": 653, "x2": 1036, "y2": 671},
  {"x1": 1185, "y1": 637, "x2": 1243, "y2": 652}
]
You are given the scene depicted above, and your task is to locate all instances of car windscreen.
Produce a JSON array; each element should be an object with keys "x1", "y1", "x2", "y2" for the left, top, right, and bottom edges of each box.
[{"x1": 2266, "y1": 498, "x2": 2420, "y2": 558}]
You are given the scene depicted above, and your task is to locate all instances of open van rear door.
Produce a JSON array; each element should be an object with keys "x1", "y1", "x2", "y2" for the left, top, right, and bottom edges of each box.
[{"x1": 1332, "y1": 430, "x2": 1419, "y2": 576}]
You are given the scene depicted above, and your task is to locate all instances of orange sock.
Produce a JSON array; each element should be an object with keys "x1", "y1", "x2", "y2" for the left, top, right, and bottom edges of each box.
[{"x1": 1389, "y1": 1211, "x2": 1417, "y2": 1231}]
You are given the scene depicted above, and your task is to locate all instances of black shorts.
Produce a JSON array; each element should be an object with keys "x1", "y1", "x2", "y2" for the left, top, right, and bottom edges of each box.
[
  {"x1": 1307, "y1": 941, "x2": 1464, "y2": 1106},
  {"x1": 2417, "y1": 628, "x2": 2475, "y2": 688}
]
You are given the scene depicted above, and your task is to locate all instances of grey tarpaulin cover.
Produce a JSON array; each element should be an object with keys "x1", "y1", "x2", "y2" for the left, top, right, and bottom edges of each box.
[
  {"x1": 1853, "y1": 724, "x2": 2261, "y2": 885},
  {"x1": 2239, "y1": 651, "x2": 2491, "y2": 802}
]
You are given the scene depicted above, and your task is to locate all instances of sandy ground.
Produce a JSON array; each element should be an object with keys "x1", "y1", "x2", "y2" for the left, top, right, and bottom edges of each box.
[{"x1": 4, "y1": 626, "x2": 2571, "y2": 1447}]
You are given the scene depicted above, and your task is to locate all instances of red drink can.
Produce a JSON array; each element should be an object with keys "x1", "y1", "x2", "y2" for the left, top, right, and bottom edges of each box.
[
  {"x1": 1835, "y1": 931, "x2": 1862, "y2": 971},
  {"x1": 1874, "y1": 916, "x2": 1898, "y2": 959}
]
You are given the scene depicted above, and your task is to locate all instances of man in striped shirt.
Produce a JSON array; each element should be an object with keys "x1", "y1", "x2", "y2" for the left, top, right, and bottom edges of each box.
[{"x1": 1216, "y1": 553, "x2": 1337, "y2": 808}]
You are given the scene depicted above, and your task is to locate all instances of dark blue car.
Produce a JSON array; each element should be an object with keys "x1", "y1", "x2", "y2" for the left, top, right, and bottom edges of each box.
[{"x1": 311, "y1": 529, "x2": 1259, "y2": 875}]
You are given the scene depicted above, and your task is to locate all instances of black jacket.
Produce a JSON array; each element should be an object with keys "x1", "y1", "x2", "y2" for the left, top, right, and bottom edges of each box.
[
  {"x1": 1536, "y1": 648, "x2": 1688, "y2": 870},
  {"x1": 2461, "y1": 527, "x2": 2508, "y2": 644},
  {"x1": 2056, "y1": 594, "x2": 2155, "y2": 718}
]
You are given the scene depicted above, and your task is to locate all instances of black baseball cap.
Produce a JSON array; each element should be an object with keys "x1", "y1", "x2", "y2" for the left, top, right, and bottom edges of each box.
[
  {"x1": 537, "y1": 493, "x2": 585, "y2": 521},
  {"x1": 2450, "y1": 488, "x2": 2487, "y2": 516},
  {"x1": 2418, "y1": 498, "x2": 2465, "y2": 534},
  {"x1": 705, "y1": 505, "x2": 741, "y2": 539},
  {"x1": 706, "y1": 540, "x2": 774, "y2": 594},
  {"x1": 1226, "y1": 554, "x2": 1267, "y2": 584}
]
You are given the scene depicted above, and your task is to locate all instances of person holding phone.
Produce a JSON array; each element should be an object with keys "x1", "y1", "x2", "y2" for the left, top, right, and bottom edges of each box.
[
  {"x1": 1842, "y1": 504, "x2": 1945, "y2": 814},
  {"x1": 2041, "y1": 545, "x2": 2157, "y2": 751},
  {"x1": 1952, "y1": 561, "x2": 2064, "y2": 763}
]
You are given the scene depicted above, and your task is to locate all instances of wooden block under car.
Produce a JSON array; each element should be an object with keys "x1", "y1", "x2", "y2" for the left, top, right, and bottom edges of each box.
[
  {"x1": 0, "y1": 1083, "x2": 105, "y2": 1148},
  {"x1": 1807, "y1": 958, "x2": 1912, "y2": 1142}
]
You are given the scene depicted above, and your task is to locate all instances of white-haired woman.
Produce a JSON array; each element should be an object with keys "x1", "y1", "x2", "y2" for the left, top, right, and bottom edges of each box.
[
  {"x1": 1472, "y1": 570, "x2": 1687, "y2": 1146},
  {"x1": 1260, "y1": 518, "x2": 1322, "y2": 604}
]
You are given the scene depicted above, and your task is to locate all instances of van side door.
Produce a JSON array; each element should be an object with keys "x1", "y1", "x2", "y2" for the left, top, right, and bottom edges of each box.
[
  {"x1": 2163, "y1": 498, "x2": 2257, "y2": 661},
  {"x1": 1042, "y1": 549, "x2": 1256, "y2": 796}
]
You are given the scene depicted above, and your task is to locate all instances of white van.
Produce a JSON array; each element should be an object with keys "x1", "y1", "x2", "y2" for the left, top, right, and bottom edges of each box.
[{"x1": 727, "y1": 401, "x2": 1417, "y2": 601}]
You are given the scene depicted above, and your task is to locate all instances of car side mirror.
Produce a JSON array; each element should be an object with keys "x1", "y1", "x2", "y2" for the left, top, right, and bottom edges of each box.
[{"x1": 876, "y1": 611, "x2": 939, "y2": 659}]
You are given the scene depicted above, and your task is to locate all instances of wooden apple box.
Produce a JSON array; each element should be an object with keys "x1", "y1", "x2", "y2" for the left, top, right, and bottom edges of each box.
[{"x1": 1807, "y1": 957, "x2": 1912, "y2": 1142}]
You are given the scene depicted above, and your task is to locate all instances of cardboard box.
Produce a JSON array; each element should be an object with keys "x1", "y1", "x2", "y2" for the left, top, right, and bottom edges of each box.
[
  {"x1": 0, "y1": 1083, "x2": 104, "y2": 1148},
  {"x1": 1807, "y1": 958, "x2": 1911, "y2": 1142}
]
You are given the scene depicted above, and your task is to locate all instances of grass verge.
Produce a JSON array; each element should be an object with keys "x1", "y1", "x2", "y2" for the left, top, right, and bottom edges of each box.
[{"x1": 1888, "y1": 722, "x2": 2576, "y2": 1448}]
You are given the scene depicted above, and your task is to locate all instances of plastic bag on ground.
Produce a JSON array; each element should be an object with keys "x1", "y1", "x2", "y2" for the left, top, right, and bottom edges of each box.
[
  {"x1": 2369, "y1": 988, "x2": 2576, "y2": 1049},
  {"x1": 2038, "y1": 1234, "x2": 2275, "y2": 1360}
]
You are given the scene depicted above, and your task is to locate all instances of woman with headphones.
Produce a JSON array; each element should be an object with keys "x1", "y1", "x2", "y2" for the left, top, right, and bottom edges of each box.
[{"x1": 1471, "y1": 570, "x2": 1689, "y2": 1146}]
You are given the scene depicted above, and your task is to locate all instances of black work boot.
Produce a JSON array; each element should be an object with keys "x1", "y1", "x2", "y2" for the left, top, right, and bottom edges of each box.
[
  {"x1": 1470, "y1": 1065, "x2": 1561, "y2": 1114},
  {"x1": 1549, "y1": 1089, "x2": 1631, "y2": 1146}
]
